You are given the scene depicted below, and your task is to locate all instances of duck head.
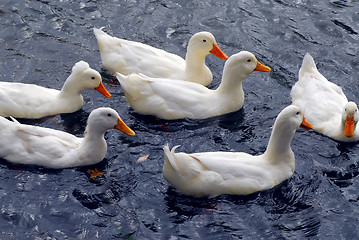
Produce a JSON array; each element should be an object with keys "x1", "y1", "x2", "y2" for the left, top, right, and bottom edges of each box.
[
  {"x1": 275, "y1": 105, "x2": 312, "y2": 132},
  {"x1": 86, "y1": 107, "x2": 135, "y2": 136},
  {"x1": 222, "y1": 51, "x2": 271, "y2": 80},
  {"x1": 70, "y1": 61, "x2": 112, "y2": 98},
  {"x1": 342, "y1": 101, "x2": 358, "y2": 138},
  {"x1": 187, "y1": 31, "x2": 228, "y2": 60}
]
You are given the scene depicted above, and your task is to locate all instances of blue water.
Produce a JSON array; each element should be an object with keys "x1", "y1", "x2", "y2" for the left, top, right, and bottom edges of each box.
[{"x1": 0, "y1": 0, "x2": 358, "y2": 239}]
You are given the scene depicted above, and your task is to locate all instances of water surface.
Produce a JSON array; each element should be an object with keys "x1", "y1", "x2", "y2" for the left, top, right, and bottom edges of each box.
[{"x1": 0, "y1": 0, "x2": 358, "y2": 239}]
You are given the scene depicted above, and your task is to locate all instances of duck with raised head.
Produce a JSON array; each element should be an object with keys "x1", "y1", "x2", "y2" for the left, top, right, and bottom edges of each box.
[
  {"x1": 116, "y1": 51, "x2": 271, "y2": 120},
  {"x1": 291, "y1": 53, "x2": 359, "y2": 142},
  {"x1": 0, "y1": 108, "x2": 135, "y2": 168},
  {"x1": 0, "y1": 61, "x2": 111, "y2": 119},
  {"x1": 163, "y1": 105, "x2": 312, "y2": 197},
  {"x1": 93, "y1": 28, "x2": 228, "y2": 86}
]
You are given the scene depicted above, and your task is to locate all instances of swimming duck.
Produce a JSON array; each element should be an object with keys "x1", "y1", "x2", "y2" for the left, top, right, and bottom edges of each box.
[
  {"x1": 163, "y1": 105, "x2": 312, "y2": 197},
  {"x1": 291, "y1": 53, "x2": 359, "y2": 142},
  {"x1": 116, "y1": 51, "x2": 271, "y2": 120},
  {"x1": 0, "y1": 61, "x2": 111, "y2": 119},
  {"x1": 0, "y1": 107, "x2": 135, "y2": 168},
  {"x1": 93, "y1": 28, "x2": 228, "y2": 86}
]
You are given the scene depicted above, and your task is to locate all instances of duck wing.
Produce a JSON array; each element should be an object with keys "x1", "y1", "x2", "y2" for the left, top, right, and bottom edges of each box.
[
  {"x1": 117, "y1": 73, "x2": 211, "y2": 119},
  {"x1": 164, "y1": 146, "x2": 274, "y2": 196},
  {"x1": 0, "y1": 117, "x2": 81, "y2": 165},
  {"x1": 94, "y1": 28, "x2": 185, "y2": 77},
  {"x1": 291, "y1": 54, "x2": 347, "y2": 127},
  {"x1": 189, "y1": 152, "x2": 270, "y2": 181},
  {"x1": 0, "y1": 82, "x2": 60, "y2": 117}
]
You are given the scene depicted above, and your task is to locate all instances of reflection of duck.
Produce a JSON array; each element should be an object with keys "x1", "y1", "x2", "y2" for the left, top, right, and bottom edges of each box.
[
  {"x1": 0, "y1": 61, "x2": 111, "y2": 119},
  {"x1": 60, "y1": 109, "x2": 89, "y2": 135},
  {"x1": 291, "y1": 53, "x2": 359, "y2": 142},
  {"x1": 93, "y1": 28, "x2": 228, "y2": 86},
  {"x1": 164, "y1": 187, "x2": 219, "y2": 219},
  {"x1": 0, "y1": 108, "x2": 135, "y2": 168},
  {"x1": 116, "y1": 51, "x2": 271, "y2": 120},
  {"x1": 163, "y1": 105, "x2": 312, "y2": 197}
]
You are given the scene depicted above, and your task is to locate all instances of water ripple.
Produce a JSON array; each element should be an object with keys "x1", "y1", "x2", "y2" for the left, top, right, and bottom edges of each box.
[{"x1": 0, "y1": 0, "x2": 358, "y2": 239}]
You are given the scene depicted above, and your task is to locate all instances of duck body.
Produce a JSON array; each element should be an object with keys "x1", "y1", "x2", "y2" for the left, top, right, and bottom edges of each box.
[
  {"x1": 0, "y1": 61, "x2": 111, "y2": 119},
  {"x1": 291, "y1": 53, "x2": 359, "y2": 142},
  {"x1": 163, "y1": 105, "x2": 312, "y2": 197},
  {"x1": 0, "y1": 108, "x2": 135, "y2": 168},
  {"x1": 0, "y1": 82, "x2": 82, "y2": 118},
  {"x1": 164, "y1": 148, "x2": 291, "y2": 196},
  {"x1": 93, "y1": 28, "x2": 228, "y2": 86},
  {"x1": 117, "y1": 51, "x2": 271, "y2": 120}
]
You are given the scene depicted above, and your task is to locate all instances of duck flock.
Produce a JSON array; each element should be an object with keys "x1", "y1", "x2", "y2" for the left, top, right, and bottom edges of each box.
[{"x1": 0, "y1": 27, "x2": 357, "y2": 197}]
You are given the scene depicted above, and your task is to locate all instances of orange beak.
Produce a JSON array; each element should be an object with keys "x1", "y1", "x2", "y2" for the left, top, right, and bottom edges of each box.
[
  {"x1": 344, "y1": 116, "x2": 355, "y2": 138},
  {"x1": 114, "y1": 117, "x2": 135, "y2": 136},
  {"x1": 95, "y1": 82, "x2": 112, "y2": 98},
  {"x1": 300, "y1": 116, "x2": 313, "y2": 130},
  {"x1": 254, "y1": 60, "x2": 271, "y2": 72},
  {"x1": 209, "y1": 44, "x2": 228, "y2": 60}
]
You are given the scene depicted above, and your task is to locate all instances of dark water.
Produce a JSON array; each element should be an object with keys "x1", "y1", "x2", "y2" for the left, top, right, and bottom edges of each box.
[{"x1": 0, "y1": 0, "x2": 358, "y2": 239}]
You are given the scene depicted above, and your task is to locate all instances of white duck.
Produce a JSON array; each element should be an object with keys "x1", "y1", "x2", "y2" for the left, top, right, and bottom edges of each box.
[
  {"x1": 163, "y1": 105, "x2": 313, "y2": 197},
  {"x1": 0, "y1": 61, "x2": 112, "y2": 119},
  {"x1": 291, "y1": 53, "x2": 359, "y2": 142},
  {"x1": 116, "y1": 51, "x2": 271, "y2": 120},
  {"x1": 0, "y1": 107, "x2": 135, "y2": 168},
  {"x1": 93, "y1": 28, "x2": 228, "y2": 86}
]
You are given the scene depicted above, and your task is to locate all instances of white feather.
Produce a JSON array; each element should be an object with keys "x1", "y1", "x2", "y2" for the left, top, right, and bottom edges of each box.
[
  {"x1": 93, "y1": 28, "x2": 228, "y2": 86},
  {"x1": 291, "y1": 53, "x2": 359, "y2": 142},
  {"x1": 163, "y1": 105, "x2": 309, "y2": 197},
  {"x1": 0, "y1": 61, "x2": 110, "y2": 119},
  {"x1": 0, "y1": 108, "x2": 134, "y2": 168},
  {"x1": 116, "y1": 51, "x2": 270, "y2": 120}
]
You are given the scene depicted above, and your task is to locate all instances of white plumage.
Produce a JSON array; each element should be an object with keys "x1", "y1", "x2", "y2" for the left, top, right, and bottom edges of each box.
[
  {"x1": 116, "y1": 51, "x2": 271, "y2": 120},
  {"x1": 93, "y1": 28, "x2": 228, "y2": 86},
  {"x1": 291, "y1": 53, "x2": 359, "y2": 142},
  {"x1": 163, "y1": 105, "x2": 312, "y2": 197},
  {"x1": 0, "y1": 108, "x2": 135, "y2": 168},
  {"x1": 0, "y1": 61, "x2": 111, "y2": 119}
]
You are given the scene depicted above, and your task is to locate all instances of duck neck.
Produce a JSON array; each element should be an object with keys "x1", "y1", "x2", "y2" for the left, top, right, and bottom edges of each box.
[
  {"x1": 185, "y1": 48, "x2": 207, "y2": 66},
  {"x1": 263, "y1": 122, "x2": 296, "y2": 166},
  {"x1": 59, "y1": 76, "x2": 83, "y2": 98},
  {"x1": 215, "y1": 66, "x2": 246, "y2": 96},
  {"x1": 184, "y1": 50, "x2": 208, "y2": 74},
  {"x1": 83, "y1": 123, "x2": 108, "y2": 142},
  {"x1": 75, "y1": 125, "x2": 108, "y2": 165}
]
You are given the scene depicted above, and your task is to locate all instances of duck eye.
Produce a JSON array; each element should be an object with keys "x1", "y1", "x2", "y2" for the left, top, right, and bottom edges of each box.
[
  {"x1": 247, "y1": 59, "x2": 251, "y2": 62},
  {"x1": 296, "y1": 111, "x2": 300, "y2": 115},
  {"x1": 202, "y1": 39, "x2": 206, "y2": 42},
  {"x1": 107, "y1": 113, "x2": 112, "y2": 117},
  {"x1": 91, "y1": 76, "x2": 95, "y2": 80}
]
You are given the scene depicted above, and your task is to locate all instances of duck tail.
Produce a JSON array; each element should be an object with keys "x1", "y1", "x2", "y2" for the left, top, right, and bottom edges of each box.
[
  {"x1": 93, "y1": 27, "x2": 108, "y2": 39},
  {"x1": 299, "y1": 53, "x2": 318, "y2": 78},
  {"x1": 163, "y1": 145, "x2": 181, "y2": 173},
  {"x1": 9, "y1": 116, "x2": 20, "y2": 124},
  {"x1": 115, "y1": 72, "x2": 127, "y2": 84},
  {"x1": 115, "y1": 72, "x2": 145, "y2": 100},
  {"x1": 93, "y1": 27, "x2": 114, "y2": 52}
]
